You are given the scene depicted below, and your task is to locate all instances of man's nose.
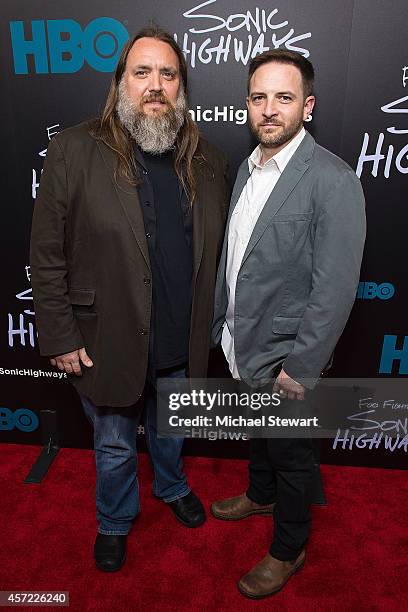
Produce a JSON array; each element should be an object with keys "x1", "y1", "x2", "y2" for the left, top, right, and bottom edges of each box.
[
  {"x1": 148, "y1": 70, "x2": 162, "y2": 93},
  {"x1": 263, "y1": 97, "x2": 278, "y2": 118}
]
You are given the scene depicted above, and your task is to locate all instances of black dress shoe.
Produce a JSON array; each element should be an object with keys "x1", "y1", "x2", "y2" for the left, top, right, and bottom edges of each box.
[
  {"x1": 167, "y1": 491, "x2": 206, "y2": 528},
  {"x1": 94, "y1": 533, "x2": 127, "y2": 572}
]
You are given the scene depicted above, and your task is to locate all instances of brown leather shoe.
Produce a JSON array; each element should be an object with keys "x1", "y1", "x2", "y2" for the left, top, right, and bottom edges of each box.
[
  {"x1": 210, "y1": 493, "x2": 275, "y2": 520},
  {"x1": 237, "y1": 550, "x2": 305, "y2": 599}
]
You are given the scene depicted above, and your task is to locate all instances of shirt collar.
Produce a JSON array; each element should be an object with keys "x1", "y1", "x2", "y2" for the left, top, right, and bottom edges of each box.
[
  {"x1": 133, "y1": 142, "x2": 147, "y2": 170},
  {"x1": 248, "y1": 127, "x2": 306, "y2": 173}
]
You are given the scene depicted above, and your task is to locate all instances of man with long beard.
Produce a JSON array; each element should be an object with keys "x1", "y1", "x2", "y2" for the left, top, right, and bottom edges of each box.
[
  {"x1": 30, "y1": 26, "x2": 229, "y2": 571},
  {"x1": 211, "y1": 50, "x2": 366, "y2": 598}
]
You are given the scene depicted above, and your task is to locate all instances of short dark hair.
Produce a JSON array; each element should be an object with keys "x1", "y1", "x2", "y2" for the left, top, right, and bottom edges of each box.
[{"x1": 247, "y1": 49, "x2": 315, "y2": 98}]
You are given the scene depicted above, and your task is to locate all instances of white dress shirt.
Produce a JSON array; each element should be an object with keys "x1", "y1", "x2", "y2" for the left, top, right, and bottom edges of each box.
[{"x1": 221, "y1": 128, "x2": 306, "y2": 379}]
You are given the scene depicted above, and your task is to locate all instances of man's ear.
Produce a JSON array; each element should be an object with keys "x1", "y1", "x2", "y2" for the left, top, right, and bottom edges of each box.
[{"x1": 303, "y1": 95, "x2": 315, "y2": 121}]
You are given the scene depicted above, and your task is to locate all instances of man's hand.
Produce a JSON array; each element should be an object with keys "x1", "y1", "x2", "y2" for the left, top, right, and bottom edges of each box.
[
  {"x1": 273, "y1": 368, "x2": 305, "y2": 401},
  {"x1": 50, "y1": 347, "x2": 93, "y2": 376}
]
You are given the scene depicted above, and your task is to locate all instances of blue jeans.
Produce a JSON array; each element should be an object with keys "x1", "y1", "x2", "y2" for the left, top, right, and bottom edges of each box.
[{"x1": 80, "y1": 366, "x2": 190, "y2": 535}]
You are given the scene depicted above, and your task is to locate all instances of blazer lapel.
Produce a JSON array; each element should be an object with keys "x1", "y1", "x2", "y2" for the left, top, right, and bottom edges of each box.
[
  {"x1": 214, "y1": 161, "x2": 250, "y2": 305},
  {"x1": 192, "y1": 159, "x2": 207, "y2": 280},
  {"x1": 228, "y1": 163, "x2": 250, "y2": 220},
  {"x1": 218, "y1": 161, "x2": 250, "y2": 274},
  {"x1": 95, "y1": 139, "x2": 151, "y2": 269},
  {"x1": 241, "y1": 132, "x2": 315, "y2": 266}
]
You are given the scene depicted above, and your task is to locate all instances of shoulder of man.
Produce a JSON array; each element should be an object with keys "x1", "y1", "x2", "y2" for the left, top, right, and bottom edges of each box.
[
  {"x1": 49, "y1": 118, "x2": 98, "y2": 153},
  {"x1": 311, "y1": 139, "x2": 361, "y2": 187},
  {"x1": 197, "y1": 136, "x2": 228, "y2": 171},
  {"x1": 298, "y1": 135, "x2": 364, "y2": 213}
]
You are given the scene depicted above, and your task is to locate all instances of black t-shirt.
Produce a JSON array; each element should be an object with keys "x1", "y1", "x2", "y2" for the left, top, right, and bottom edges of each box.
[{"x1": 136, "y1": 147, "x2": 193, "y2": 370}]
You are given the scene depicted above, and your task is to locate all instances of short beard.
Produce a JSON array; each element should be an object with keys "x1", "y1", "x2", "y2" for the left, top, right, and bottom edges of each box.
[
  {"x1": 251, "y1": 116, "x2": 304, "y2": 150},
  {"x1": 116, "y1": 79, "x2": 187, "y2": 154}
]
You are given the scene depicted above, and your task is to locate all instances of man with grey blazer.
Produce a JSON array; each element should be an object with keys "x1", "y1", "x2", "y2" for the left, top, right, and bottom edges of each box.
[{"x1": 211, "y1": 50, "x2": 366, "y2": 599}]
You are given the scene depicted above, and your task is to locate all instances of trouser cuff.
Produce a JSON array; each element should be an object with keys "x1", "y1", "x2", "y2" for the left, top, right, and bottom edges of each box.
[
  {"x1": 269, "y1": 542, "x2": 307, "y2": 562},
  {"x1": 98, "y1": 528, "x2": 130, "y2": 536},
  {"x1": 246, "y1": 487, "x2": 275, "y2": 506}
]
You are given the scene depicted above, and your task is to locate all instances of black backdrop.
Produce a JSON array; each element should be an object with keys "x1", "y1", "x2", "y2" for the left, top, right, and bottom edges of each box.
[{"x1": 1, "y1": 0, "x2": 407, "y2": 469}]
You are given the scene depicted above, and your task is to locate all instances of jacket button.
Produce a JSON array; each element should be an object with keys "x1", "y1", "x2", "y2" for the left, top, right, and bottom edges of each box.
[
  {"x1": 139, "y1": 328, "x2": 148, "y2": 335},
  {"x1": 144, "y1": 277, "x2": 151, "y2": 285}
]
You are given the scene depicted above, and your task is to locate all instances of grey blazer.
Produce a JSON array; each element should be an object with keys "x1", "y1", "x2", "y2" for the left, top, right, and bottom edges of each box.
[{"x1": 212, "y1": 131, "x2": 366, "y2": 388}]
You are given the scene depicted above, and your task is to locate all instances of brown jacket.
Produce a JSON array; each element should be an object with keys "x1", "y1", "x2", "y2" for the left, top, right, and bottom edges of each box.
[{"x1": 30, "y1": 121, "x2": 229, "y2": 406}]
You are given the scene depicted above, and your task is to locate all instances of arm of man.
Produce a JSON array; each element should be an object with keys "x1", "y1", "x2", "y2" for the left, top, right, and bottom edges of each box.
[
  {"x1": 210, "y1": 150, "x2": 233, "y2": 348},
  {"x1": 280, "y1": 168, "x2": 366, "y2": 393},
  {"x1": 30, "y1": 135, "x2": 92, "y2": 375},
  {"x1": 213, "y1": 150, "x2": 231, "y2": 227},
  {"x1": 211, "y1": 159, "x2": 247, "y2": 348}
]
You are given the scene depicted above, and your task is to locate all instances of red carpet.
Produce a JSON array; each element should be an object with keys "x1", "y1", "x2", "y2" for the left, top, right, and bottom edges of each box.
[{"x1": 1, "y1": 443, "x2": 407, "y2": 611}]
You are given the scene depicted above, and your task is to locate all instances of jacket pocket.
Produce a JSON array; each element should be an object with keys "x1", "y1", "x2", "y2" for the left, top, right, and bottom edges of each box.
[
  {"x1": 272, "y1": 212, "x2": 313, "y2": 222},
  {"x1": 69, "y1": 289, "x2": 95, "y2": 306},
  {"x1": 69, "y1": 289, "x2": 96, "y2": 317},
  {"x1": 272, "y1": 316, "x2": 301, "y2": 335}
]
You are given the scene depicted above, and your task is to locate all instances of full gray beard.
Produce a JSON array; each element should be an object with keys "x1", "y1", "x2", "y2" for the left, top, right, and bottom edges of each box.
[{"x1": 116, "y1": 79, "x2": 186, "y2": 154}]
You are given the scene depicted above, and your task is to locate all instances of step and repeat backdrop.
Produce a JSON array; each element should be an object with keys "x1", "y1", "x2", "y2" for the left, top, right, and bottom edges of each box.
[{"x1": 1, "y1": 0, "x2": 407, "y2": 468}]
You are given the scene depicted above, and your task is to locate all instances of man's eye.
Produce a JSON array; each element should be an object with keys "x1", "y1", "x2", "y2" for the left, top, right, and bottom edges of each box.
[
  {"x1": 163, "y1": 71, "x2": 175, "y2": 79},
  {"x1": 135, "y1": 70, "x2": 147, "y2": 77},
  {"x1": 279, "y1": 95, "x2": 292, "y2": 102},
  {"x1": 252, "y1": 96, "x2": 263, "y2": 103}
]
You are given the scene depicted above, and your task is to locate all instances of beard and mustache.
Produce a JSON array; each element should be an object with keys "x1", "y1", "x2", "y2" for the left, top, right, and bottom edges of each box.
[
  {"x1": 116, "y1": 78, "x2": 187, "y2": 154},
  {"x1": 250, "y1": 116, "x2": 304, "y2": 151}
]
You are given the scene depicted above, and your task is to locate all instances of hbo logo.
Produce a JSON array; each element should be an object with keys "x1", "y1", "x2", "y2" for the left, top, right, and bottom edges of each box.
[
  {"x1": 10, "y1": 18, "x2": 129, "y2": 74},
  {"x1": 0, "y1": 408, "x2": 39, "y2": 432},
  {"x1": 357, "y1": 282, "x2": 395, "y2": 300}
]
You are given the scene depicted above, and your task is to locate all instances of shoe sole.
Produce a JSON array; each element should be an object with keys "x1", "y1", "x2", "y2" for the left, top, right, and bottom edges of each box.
[
  {"x1": 210, "y1": 507, "x2": 275, "y2": 521},
  {"x1": 172, "y1": 513, "x2": 207, "y2": 528},
  {"x1": 237, "y1": 558, "x2": 305, "y2": 599},
  {"x1": 95, "y1": 554, "x2": 126, "y2": 572}
]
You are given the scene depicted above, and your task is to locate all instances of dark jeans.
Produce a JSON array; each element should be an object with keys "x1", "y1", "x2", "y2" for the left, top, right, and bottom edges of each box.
[
  {"x1": 246, "y1": 430, "x2": 315, "y2": 561},
  {"x1": 238, "y1": 368, "x2": 314, "y2": 561},
  {"x1": 235, "y1": 368, "x2": 315, "y2": 561},
  {"x1": 80, "y1": 365, "x2": 189, "y2": 535}
]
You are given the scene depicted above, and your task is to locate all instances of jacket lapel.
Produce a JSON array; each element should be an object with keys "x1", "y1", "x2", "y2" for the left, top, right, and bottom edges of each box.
[
  {"x1": 214, "y1": 160, "x2": 250, "y2": 298},
  {"x1": 241, "y1": 132, "x2": 315, "y2": 266},
  {"x1": 95, "y1": 139, "x2": 151, "y2": 270},
  {"x1": 191, "y1": 157, "x2": 211, "y2": 279},
  {"x1": 229, "y1": 162, "x2": 250, "y2": 220}
]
